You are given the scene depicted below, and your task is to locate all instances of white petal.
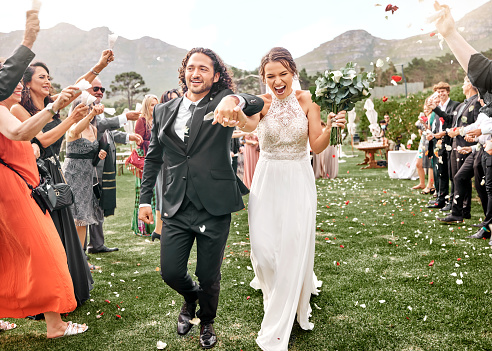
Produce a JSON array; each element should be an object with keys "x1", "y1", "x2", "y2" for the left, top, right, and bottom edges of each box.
[{"x1": 156, "y1": 341, "x2": 167, "y2": 349}]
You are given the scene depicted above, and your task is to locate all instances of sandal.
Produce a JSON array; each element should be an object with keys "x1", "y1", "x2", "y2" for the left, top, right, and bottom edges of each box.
[
  {"x1": 0, "y1": 320, "x2": 16, "y2": 331},
  {"x1": 88, "y1": 264, "x2": 101, "y2": 271},
  {"x1": 50, "y1": 321, "x2": 88, "y2": 339},
  {"x1": 421, "y1": 187, "x2": 435, "y2": 195}
]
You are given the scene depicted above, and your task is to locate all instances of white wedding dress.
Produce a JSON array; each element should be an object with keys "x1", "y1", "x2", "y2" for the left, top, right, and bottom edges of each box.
[{"x1": 249, "y1": 89, "x2": 322, "y2": 351}]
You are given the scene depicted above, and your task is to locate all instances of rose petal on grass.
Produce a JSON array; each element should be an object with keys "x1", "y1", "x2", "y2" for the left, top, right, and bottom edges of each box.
[
  {"x1": 456, "y1": 279, "x2": 463, "y2": 285},
  {"x1": 190, "y1": 317, "x2": 201, "y2": 325},
  {"x1": 156, "y1": 341, "x2": 167, "y2": 349},
  {"x1": 428, "y1": 260, "x2": 434, "y2": 267}
]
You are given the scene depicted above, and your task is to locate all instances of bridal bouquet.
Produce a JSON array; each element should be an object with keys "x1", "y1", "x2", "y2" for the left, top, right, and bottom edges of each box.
[{"x1": 310, "y1": 62, "x2": 376, "y2": 145}]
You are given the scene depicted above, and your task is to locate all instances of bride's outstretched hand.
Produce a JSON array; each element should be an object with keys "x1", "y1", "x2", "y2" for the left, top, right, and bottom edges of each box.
[{"x1": 328, "y1": 110, "x2": 347, "y2": 128}]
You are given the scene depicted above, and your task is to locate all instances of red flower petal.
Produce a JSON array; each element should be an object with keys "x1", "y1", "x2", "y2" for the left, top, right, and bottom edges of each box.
[
  {"x1": 430, "y1": 32, "x2": 436, "y2": 37},
  {"x1": 428, "y1": 260, "x2": 434, "y2": 266},
  {"x1": 246, "y1": 296, "x2": 251, "y2": 300},
  {"x1": 105, "y1": 299, "x2": 111, "y2": 304},
  {"x1": 116, "y1": 314, "x2": 121, "y2": 319},
  {"x1": 336, "y1": 262, "x2": 340, "y2": 266},
  {"x1": 345, "y1": 200, "x2": 350, "y2": 205},
  {"x1": 391, "y1": 75, "x2": 402, "y2": 82},
  {"x1": 340, "y1": 245, "x2": 345, "y2": 248},
  {"x1": 382, "y1": 96, "x2": 388, "y2": 102},
  {"x1": 457, "y1": 258, "x2": 461, "y2": 261},
  {"x1": 429, "y1": 281, "x2": 434, "y2": 285}
]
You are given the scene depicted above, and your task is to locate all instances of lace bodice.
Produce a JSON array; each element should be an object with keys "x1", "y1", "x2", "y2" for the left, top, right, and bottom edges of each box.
[{"x1": 257, "y1": 90, "x2": 309, "y2": 161}]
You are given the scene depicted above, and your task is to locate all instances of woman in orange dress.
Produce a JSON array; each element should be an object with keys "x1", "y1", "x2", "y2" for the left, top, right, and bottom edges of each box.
[
  {"x1": 243, "y1": 132, "x2": 260, "y2": 189},
  {"x1": 0, "y1": 80, "x2": 87, "y2": 338}
]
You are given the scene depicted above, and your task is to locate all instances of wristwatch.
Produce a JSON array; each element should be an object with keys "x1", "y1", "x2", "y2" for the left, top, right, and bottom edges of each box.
[{"x1": 44, "y1": 102, "x2": 59, "y2": 116}]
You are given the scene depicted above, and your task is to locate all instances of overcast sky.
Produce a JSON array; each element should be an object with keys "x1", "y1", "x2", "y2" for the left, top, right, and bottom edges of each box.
[{"x1": 2, "y1": 0, "x2": 490, "y2": 70}]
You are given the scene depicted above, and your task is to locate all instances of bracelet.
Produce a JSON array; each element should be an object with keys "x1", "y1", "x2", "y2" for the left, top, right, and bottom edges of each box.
[{"x1": 91, "y1": 68, "x2": 100, "y2": 75}]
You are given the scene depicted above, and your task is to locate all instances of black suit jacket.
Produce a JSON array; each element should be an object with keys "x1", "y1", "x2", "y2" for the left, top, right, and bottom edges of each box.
[
  {"x1": 433, "y1": 99, "x2": 460, "y2": 148},
  {"x1": 0, "y1": 45, "x2": 35, "y2": 101},
  {"x1": 451, "y1": 94, "x2": 481, "y2": 148},
  {"x1": 140, "y1": 89, "x2": 263, "y2": 217}
]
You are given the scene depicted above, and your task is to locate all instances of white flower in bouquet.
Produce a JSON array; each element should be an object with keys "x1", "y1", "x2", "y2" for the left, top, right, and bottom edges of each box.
[{"x1": 310, "y1": 62, "x2": 376, "y2": 145}]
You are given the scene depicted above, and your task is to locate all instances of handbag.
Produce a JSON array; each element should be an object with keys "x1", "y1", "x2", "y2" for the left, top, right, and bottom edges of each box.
[
  {"x1": 125, "y1": 148, "x2": 146, "y2": 178},
  {"x1": 36, "y1": 159, "x2": 74, "y2": 211},
  {"x1": 0, "y1": 157, "x2": 56, "y2": 214}
]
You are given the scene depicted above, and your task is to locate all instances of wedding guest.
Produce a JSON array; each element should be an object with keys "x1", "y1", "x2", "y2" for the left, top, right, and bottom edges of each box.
[
  {"x1": 438, "y1": 76, "x2": 481, "y2": 223},
  {"x1": 132, "y1": 94, "x2": 159, "y2": 237},
  {"x1": 0, "y1": 9, "x2": 38, "y2": 101},
  {"x1": 426, "y1": 83, "x2": 459, "y2": 209},
  {"x1": 313, "y1": 121, "x2": 338, "y2": 179},
  {"x1": 413, "y1": 108, "x2": 435, "y2": 194},
  {"x1": 243, "y1": 131, "x2": 260, "y2": 189},
  {"x1": 85, "y1": 78, "x2": 142, "y2": 254},
  {"x1": 63, "y1": 103, "x2": 105, "y2": 271},
  {"x1": 151, "y1": 89, "x2": 182, "y2": 242},
  {"x1": 11, "y1": 51, "x2": 114, "y2": 305},
  {"x1": 0, "y1": 80, "x2": 87, "y2": 338},
  {"x1": 434, "y1": 1, "x2": 492, "y2": 94},
  {"x1": 226, "y1": 47, "x2": 346, "y2": 351}
]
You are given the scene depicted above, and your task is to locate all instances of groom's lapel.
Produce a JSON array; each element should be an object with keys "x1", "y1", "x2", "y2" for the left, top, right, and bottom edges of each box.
[{"x1": 187, "y1": 92, "x2": 212, "y2": 151}]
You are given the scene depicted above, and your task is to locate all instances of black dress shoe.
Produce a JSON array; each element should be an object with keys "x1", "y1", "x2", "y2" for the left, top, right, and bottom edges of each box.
[
  {"x1": 463, "y1": 212, "x2": 471, "y2": 219},
  {"x1": 88, "y1": 245, "x2": 119, "y2": 254},
  {"x1": 427, "y1": 202, "x2": 445, "y2": 209},
  {"x1": 177, "y1": 301, "x2": 196, "y2": 336},
  {"x1": 151, "y1": 232, "x2": 161, "y2": 242},
  {"x1": 466, "y1": 228, "x2": 491, "y2": 239},
  {"x1": 440, "y1": 203, "x2": 452, "y2": 212},
  {"x1": 199, "y1": 323, "x2": 217, "y2": 349},
  {"x1": 472, "y1": 222, "x2": 485, "y2": 228},
  {"x1": 437, "y1": 215, "x2": 464, "y2": 224}
]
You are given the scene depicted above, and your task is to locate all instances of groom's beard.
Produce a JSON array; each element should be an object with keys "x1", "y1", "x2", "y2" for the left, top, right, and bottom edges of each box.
[{"x1": 187, "y1": 78, "x2": 214, "y2": 96}]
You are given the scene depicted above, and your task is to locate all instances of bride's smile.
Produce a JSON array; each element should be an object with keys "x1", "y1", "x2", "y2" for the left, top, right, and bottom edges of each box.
[{"x1": 264, "y1": 61, "x2": 294, "y2": 98}]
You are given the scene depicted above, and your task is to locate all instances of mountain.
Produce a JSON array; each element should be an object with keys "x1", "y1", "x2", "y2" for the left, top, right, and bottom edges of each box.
[
  {"x1": 0, "y1": 23, "x2": 188, "y2": 100},
  {"x1": 295, "y1": 1, "x2": 492, "y2": 74}
]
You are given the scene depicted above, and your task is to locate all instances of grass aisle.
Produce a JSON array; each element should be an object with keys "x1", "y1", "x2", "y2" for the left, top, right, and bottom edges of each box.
[{"x1": 2, "y1": 150, "x2": 492, "y2": 350}]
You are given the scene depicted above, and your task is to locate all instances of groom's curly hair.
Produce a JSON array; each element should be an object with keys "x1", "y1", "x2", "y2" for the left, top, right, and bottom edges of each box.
[{"x1": 178, "y1": 48, "x2": 235, "y2": 98}]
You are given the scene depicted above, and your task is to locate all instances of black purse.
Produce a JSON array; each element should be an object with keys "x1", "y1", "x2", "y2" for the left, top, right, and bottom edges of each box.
[
  {"x1": 36, "y1": 159, "x2": 74, "y2": 211},
  {"x1": 0, "y1": 157, "x2": 56, "y2": 214}
]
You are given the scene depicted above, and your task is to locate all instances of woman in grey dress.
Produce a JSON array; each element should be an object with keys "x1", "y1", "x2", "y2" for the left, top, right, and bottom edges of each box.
[{"x1": 63, "y1": 103, "x2": 105, "y2": 270}]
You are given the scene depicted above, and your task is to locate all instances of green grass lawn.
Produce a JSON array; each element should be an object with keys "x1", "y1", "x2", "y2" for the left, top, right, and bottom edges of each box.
[{"x1": 2, "y1": 150, "x2": 492, "y2": 350}]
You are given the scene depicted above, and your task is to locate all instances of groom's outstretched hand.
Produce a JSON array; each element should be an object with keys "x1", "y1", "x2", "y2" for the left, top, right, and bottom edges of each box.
[{"x1": 139, "y1": 206, "x2": 154, "y2": 225}]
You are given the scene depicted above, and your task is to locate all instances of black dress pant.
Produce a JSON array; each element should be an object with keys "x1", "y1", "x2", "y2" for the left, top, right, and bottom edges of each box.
[
  {"x1": 434, "y1": 148, "x2": 449, "y2": 204},
  {"x1": 474, "y1": 148, "x2": 487, "y2": 215},
  {"x1": 482, "y1": 152, "x2": 492, "y2": 226},
  {"x1": 451, "y1": 151, "x2": 472, "y2": 217},
  {"x1": 160, "y1": 198, "x2": 231, "y2": 324}
]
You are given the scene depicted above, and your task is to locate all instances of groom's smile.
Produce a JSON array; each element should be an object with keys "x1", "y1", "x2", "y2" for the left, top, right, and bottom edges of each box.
[{"x1": 184, "y1": 53, "x2": 220, "y2": 100}]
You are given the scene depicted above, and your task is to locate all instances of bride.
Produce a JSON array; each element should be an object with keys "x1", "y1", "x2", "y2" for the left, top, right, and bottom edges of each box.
[{"x1": 220, "y1": 47, "x2": 346, "y2": 351}]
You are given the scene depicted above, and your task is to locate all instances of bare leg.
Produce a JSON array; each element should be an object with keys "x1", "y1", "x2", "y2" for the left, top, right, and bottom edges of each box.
[
  {"x1": 155, "y1": 210, "x2": 163, "y2": 235},
  {"x1": 427, "y1": 168, "x2": 435, "y2": 189},
  {"x1": 412, "y1": 158, "x2": 426, "y2": 189},
  {"x1": 76, "y1": 225, "x2": 86, "y2": 248}
]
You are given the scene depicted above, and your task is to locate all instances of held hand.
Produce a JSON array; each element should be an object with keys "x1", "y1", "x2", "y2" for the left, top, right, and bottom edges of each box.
[
  {"x1": 448, "y1": 128, "x2": 460, "y2": 138},
  {"x1": 96, "y1": 49, "x2": 115, "y2": 69},
  {"x1": 69, "y1": 104, "x2": 90, "y2": 123},
  {"x1": 466, "y1": 129, "x2": 482, "y2": 137},
  {"x1": 434, "y1": 2, "x2": 455, "y2": 38},
  {"x1": 458, "y1": 146, "x2": 472, "y2": 154},
  {"x1": 434, "y1": 131, "x2": 446, "y2": 139},
  {"x1": 129, "y1": 133, "x2": 143, "y2": 145},
  {"x1": 99, "y1": 150, "x2": 107, "y2": 160},
  {"x1": 126, "y1": 111, "x2": 141, "y2": 121},
  {"x1": 213, "y1": 96, "x2": 240, "y2": 126},
  {"x1": 93, "y1": 104, "x2": 105, "y2": 116},
  {"x1": 138, "y1": 206, "x2": 154, "y2": 224},
  {"x1": 52, "y1": 86, "x2": 78, "y2": 112},
  {"x1": 32, "y1": 143, "x2": 40, "y2": 158},
  {"x1": 426, "y1": 133, "x2": 434, "y2": 141},
  {"x1": 464, "y1": 135, "x2": 477, "y2": 143},
  {"x1": 22, "y1": 10, "x2": 40, "y2": 49}
]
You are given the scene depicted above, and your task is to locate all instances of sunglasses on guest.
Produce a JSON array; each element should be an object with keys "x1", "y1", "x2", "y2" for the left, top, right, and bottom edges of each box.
[{"x1": 91, "y1": 86, "x2": 106, "y2": 93}]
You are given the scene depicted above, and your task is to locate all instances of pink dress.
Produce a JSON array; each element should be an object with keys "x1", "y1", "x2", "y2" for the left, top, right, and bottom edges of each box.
[{"x1": 243, "y1": 133, "x2": 260, "y2": 189}]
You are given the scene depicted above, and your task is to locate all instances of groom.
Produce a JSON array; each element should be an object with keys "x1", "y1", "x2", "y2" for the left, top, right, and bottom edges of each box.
[{"x1": 139, "y1": 47, "x2": 263, "y2": 349}]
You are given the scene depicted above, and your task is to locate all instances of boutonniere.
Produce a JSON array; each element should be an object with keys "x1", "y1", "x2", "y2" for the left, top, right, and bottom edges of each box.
[
  {"x1": 453, "y1": 111, "x2": 458, "y2": 115},
  {"x1": 477, "y1": 143, "x2": 482, "y2": 150},
  {"x1": 469, "y1": 105, "x2": 475, "y2": 112},
  {"x1": 183, "y1": 125, "x2": 189, "y2": 134},
  {"x1": 461, "y1": 116, "x2": 467, "y2": 124}
]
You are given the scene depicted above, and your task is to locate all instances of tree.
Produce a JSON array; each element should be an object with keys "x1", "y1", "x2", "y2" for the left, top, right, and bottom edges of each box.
[{"x1": 106, "y1": 72, "x2": 150, "y2": 109}]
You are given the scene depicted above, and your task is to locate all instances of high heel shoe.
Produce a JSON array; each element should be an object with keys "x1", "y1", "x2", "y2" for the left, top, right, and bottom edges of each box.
[
  {"x1": 151, "y1": 232, "x2": 161, "y2": 241},
  {"x1": 421, "y1": 187, "x2": 435, "y2": 195}
]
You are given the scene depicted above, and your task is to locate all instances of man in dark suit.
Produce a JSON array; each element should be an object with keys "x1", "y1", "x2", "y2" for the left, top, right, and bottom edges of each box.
[
  {"x1": 0, "y1": 10, "x2": 39, "y2": 101},
  {"x1": 427, "y1": 82, "x2": 460, "y2": 209},
  {"x1": 438, "y1": 77, "x2": 481, "y2": 223},
  {"x1": 86, "y1": 78, "x2": 142, "y2": 254},
  {"x1": 139, "y1": 48, "x2": 263, "y2": 349}
]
